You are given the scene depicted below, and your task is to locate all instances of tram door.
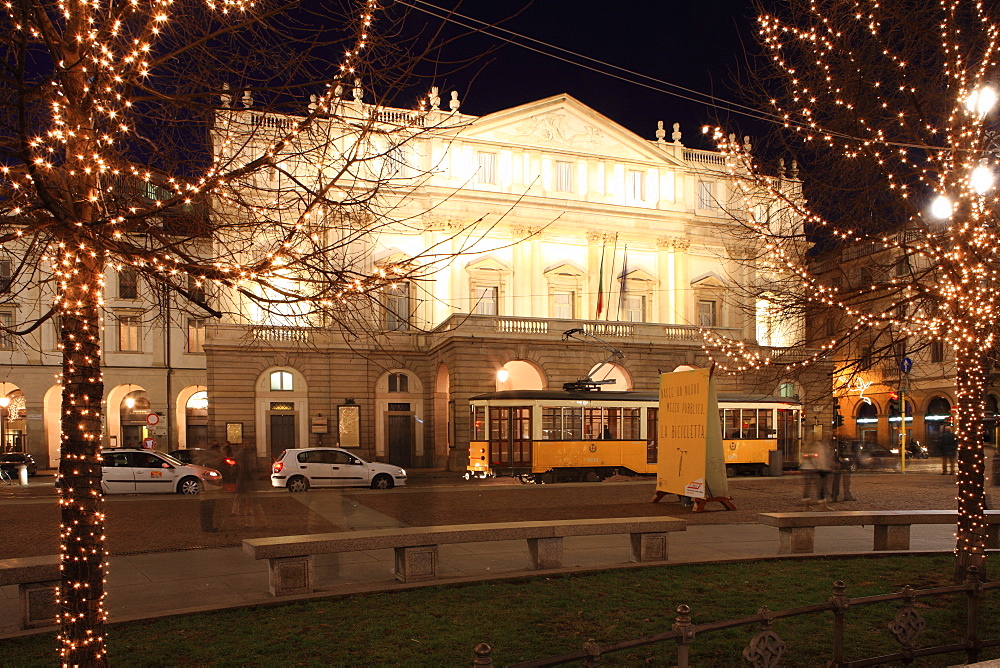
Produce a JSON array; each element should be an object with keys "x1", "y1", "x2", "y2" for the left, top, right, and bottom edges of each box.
[
  {"x1": 488, "y1": 407, "x2": 532, "y2": 473},
  {"x1": 776, "y1": 408, "x2": 801, "y2": 467}
]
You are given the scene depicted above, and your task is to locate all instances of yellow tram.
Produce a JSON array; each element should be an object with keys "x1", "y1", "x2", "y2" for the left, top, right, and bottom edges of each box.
[{"x1": 466, "y1": 390, "x2": 802, "y2": 483}]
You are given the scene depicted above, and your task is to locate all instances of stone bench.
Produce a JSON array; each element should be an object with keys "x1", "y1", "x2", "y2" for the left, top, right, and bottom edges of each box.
[
  {"x1": 243, "y1": 518, "x2": 686, "y2": 596},
  {"x1": 0, "y1": 555, "x2": 60, "y2": 630},
  {"x1": 759, "y1": 510, "x2": 1000, "y2": 554}
]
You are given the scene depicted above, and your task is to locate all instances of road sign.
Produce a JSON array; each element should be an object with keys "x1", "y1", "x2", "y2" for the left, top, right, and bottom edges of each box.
[
  {"x1": 900, "y1": 357, "x2": 913, "y2": 374},
  {"x1": 142, "y1": 438, "x2": 156, "y2": 450},
  {"x1": 146, "y1": 413, "x2": 160, "y2": 426}
]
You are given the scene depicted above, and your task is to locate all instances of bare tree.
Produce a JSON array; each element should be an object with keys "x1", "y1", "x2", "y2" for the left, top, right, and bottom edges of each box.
[
  {"x1": 705, "y1": 0, "x2": 1000, "y2": 579},
  {"x1": 0, "y1": 0, "x2": 499, "y2": 662}
]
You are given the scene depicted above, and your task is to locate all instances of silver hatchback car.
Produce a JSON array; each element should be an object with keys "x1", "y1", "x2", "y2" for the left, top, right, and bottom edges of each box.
[{"x1": 271, "y1": 447, "x2": 406, "y2": 491}]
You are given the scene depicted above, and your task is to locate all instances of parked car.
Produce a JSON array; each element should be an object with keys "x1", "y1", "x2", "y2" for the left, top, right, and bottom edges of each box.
[
  {"x1": 856, "y1": 442, "x2": 902, "y2": 470},
  {"x1": 100, "y1": 449, "x2": 222, "y2": 494},
  {"x1": 0, "y1": 452, "x2": 37, "y2": 477},
  {"x1": 271, "y1": 447, "x2": 407, "y2": 492},
  {"x1": 168, "y1": 448, "x2": 238, "y2": 482}
]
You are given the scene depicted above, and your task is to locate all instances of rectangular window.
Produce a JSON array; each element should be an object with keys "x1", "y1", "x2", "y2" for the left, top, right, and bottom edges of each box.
[
  {"x1": 0, "y1": 311, "x2": 11, "y2": 349},
  {"x1": 119, "y1": 267, "x2": 139, "y2": 300},
  {"x1": 387, "y1": 144, "x2": 409, "y2": 178},
  {"x1": 384, "y1": 283, "x2": 410, "y2": 331},
  {"x1": 187, "y1": 318, "x2": 206, "y2": 353},
  {"x1": 555, "y1": 161, "x2": 574, "y2": 193},
  {"x1": 553, "y1": 291, "x2": 575, "y2": 319},
  {"x1": 388, "y1": 373, "x2": 409, "y2": 393},
  {"x1": 627, "y1": 170, "x2": 645, "y2": 200},
  {"x1": 474, "y1": 286, "x2": 498, "y2": 315},
  {"x1": 118, "y1": 314, "x2": 140, "y2": 351},
  {"x1": 698, "y1": 181, "x2": 716, "y2": 209},
  {"x1": 625, "y1": 294, "x2": 646, "y2": 323},
  {"x1": 476, "y1": 151, "x2": 497, "y2": 185},
  {"x1": 541, "y1": 407, "x2": 582, "y2": 440},
  {"x1": 930, "y1": 340, "x2": 944, "y2": 363},
  {"x1": 471, "y1": 406, "x2": 487, "y2": 441},
  {"x1": 698, "y1": 300, "x2": 717, "y2": 327},
  {"x1": 0, "y1": 259, "x2": 11, "y2": 293},
  {"x1": 621, "y1": 408, "x2": 640, "y2": 440}
]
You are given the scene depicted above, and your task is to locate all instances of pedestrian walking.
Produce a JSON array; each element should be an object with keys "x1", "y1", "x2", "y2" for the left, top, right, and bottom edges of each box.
[
  {"x1": 830, "y1": 439, "x2": 856, "y2": 502},
  {"x1": 939, "y1": 426, "x2": 957, "y2": 475},
  {"x1": 800, "y1": 435, "x2": 834, "y2": 510}
]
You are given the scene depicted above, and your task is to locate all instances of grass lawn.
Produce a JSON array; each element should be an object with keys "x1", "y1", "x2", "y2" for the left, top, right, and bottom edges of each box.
[{"x1": 3, "y1": 554, "x2": 998, "y2": 666}]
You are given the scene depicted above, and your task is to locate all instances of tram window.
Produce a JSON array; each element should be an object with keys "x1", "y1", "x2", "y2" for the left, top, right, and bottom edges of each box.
[
  {"x1": 564, "y1": 408, "x2": 582, "y2": 439},
  {"x1": 621, "y1": 408, "x2": 640, "y2": 439},
  {"x1": 584, "y1": 408, "x2": 603, "y2": 439},
  {"x1": 604, "y1": 408, "x2": 621, "y2": 439},
  {"x1": 760, "y1": 410, "x2": 774, "y2": 437},
  {"x1": 542, "y1": 408, "x2": 560, "y2": 440},
  {"x1": 471, "y1": 406, "x2": 486, "y2": 441},
  {"x1": 741, "y1": 409, "x2": 759, "y2": 439},
  {"x1": 723, "y1": 409, "x2": 740, "y2": 438}
]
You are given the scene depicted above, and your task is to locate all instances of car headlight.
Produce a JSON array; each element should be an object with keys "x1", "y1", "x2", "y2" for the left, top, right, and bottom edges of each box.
[
  {"x1": 398, "y1": 468, "x2": 407, "y2": 477},
  {"x1": 204, "y1": 471, "x2": 221, "y2": 478}
]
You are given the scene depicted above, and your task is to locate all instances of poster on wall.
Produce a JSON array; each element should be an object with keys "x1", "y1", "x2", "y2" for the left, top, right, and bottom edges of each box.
[
  {"x1": 656, "y1": 368, "x2": 729, "y2": 501},
  {"x1": 338, "y1": 404, "x2": 360, "y2": 448}
]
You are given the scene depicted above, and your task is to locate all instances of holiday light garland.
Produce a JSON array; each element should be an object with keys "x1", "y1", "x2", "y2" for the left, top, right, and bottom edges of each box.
[{"x1": 700, "y1": 0, "x2": 999, "y2": 574}]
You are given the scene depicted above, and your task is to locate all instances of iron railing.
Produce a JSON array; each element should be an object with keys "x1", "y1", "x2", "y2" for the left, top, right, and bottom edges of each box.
[{"x1": 473, "y1": 567, "x2": 1000, "y2": 667}]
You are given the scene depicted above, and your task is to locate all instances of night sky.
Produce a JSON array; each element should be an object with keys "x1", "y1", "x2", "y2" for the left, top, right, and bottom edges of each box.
[{"x1": 404, "y1": 0, "x2": 763, "y2": 150}]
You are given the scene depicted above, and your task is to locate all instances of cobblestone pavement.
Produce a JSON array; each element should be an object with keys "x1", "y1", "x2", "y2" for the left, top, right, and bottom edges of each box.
[{"x1": 0, "y1": 467, "x2": 979, "y2": 560}]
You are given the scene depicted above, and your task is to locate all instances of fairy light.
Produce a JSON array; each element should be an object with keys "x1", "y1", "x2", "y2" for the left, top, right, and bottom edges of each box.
[{"x1": 701, "y1": 1, "x2": 1000, "y2": 574}]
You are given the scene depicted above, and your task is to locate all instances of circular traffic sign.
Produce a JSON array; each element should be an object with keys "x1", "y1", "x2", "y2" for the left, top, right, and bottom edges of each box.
[
  {"x1": 146, "y1": 413, "x2": 160, "y2": 426},
  {"x1": 900, "y1": 357, "x2": 913, "y2": 374}
]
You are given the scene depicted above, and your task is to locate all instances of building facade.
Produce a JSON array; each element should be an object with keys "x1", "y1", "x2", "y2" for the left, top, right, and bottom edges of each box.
[{"x1": 1, "y1": 92, "x2": 828, "y2": 471}]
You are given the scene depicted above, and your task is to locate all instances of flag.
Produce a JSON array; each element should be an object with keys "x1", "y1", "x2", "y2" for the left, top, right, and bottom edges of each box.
[
  {"x1": 618, "y1": 244, "x2": 628, "y2": 320},
  {"x1": 595, "y1": 243, "x2": 605, "y2": 319}
]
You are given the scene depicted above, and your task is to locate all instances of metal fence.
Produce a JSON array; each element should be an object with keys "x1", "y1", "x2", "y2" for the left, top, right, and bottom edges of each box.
[{"x1": 473, "y1": 566, "x2": 1000, "y2": 667}]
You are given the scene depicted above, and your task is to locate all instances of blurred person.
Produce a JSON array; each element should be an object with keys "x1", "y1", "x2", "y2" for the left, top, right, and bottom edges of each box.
[
  {"x1": 830, "y1": 439, "x2": 856, "y2": 502},
  {"x1": 231, "y1": 442, "x2": 264, "y2": 527},
  {"x1": 800, "y1": 436, "x2": 834, "y2": 510},
  {"x1": 939, "y1": 426, "x2": 957, "y2": 475}
]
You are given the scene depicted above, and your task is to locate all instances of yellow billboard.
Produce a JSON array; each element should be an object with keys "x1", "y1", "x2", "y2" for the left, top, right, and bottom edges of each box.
[{"x1": 656, "y1": 368, "x2": 728, "y2": 500}]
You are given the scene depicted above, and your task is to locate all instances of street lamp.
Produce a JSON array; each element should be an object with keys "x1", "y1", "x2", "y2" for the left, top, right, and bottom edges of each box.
[{"x1": 496, "y1": 368, "x2": 509, "y2": 384}]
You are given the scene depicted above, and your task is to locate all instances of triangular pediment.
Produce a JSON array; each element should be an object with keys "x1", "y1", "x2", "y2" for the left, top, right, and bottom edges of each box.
[
  {"x1": 691, "y1": 272, "x2": 727, "y2": 288},
  {"x1": 620, "y1": 266, "x2": 655, "y2": 282},
  {"x1": 544, "y1": 261, "x2": 587, "y2": 277},
  {"x1": 459, "y1": 94, "x2": 685, "y2": 166},
  {"x1": 465, "y1": 255, "x2": 510, "y2": 273}
]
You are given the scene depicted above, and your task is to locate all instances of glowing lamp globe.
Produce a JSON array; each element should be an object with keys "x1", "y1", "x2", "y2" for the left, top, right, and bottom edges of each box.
[
  {"x1": 971, "y1": 165, "x2": 995, "y2": 195},
  {"x1": 930, "y1": 194, "x2": 953, "y2": 219},
  {"x1": 497, "y1": 369, "x2": 509, "y2": 383},
  {"x1": 965, "y1": 86, "x2": 998, "y2": 116}
]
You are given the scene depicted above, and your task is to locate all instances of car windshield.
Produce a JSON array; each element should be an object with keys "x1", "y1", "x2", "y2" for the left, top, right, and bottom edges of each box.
[
  {"x1": 157, "y1": 452, "x2": 186, "y2": 467},
  {"x1": 0, "y1": 454, "x2": 23, "y2": 462}
]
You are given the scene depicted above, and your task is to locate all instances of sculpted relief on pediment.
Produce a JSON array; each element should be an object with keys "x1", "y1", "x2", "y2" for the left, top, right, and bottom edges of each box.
[{"x1": 495, "y1": 113, "x2": 619, "y2": 153}]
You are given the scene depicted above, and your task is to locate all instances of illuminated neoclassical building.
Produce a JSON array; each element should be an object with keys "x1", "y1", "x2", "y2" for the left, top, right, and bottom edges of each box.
[{"x1": 0, "y1": 91, "x2": 826, "y2": 470}]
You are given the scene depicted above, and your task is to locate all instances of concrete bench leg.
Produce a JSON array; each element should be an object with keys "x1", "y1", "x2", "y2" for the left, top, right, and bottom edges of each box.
[
  {"x1": 19, "y1": 580, "x2": 58, "y2": 630},
  {"x1": 527, "y1": 537, "x2": 564, "y2": 570},
  {"x1": 874, "y1": 525, "x2": 911, "y2": 551},
  {"x1": 630, "y1": 532, "x2": 668, "y2": 562},
  {"x1": 394, "y1": 545, "x2": 439, "y2": 583},
  {"x1": 267, "y1": 556, "x2": 313, "y2": 596},
  {"x1": 778, "y1": 527, "x2": 815, "y2": 554}
]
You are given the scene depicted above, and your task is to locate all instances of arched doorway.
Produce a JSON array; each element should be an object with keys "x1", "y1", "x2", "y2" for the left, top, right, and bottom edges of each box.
[
  {"x1": 119, "y1": 389, "x2": 152, "y2": 448},
  {"x1": 256, "y1": 368, "x2": 308, "y2": 461},
  {"x1": 185, "y1": 390, "x2": 209, "y2": 449},
  {"x1": 376, "y1": 369, "x2": 423, "y2": 468},
  {"x1": 0, "y1": 382, "x2": 26, "y2": 452},
  {"x1": 856, "y1": 402, "x2": 878, "y2": 442},
  {"x1": 496, "y1": 360, "x2": 545, "y2": 391},
  {"x1": 587, "y1": 362, "x2": 632, "y2": 391},
  {"x1": 925, "y1": 396, "x2": 952, "y2": 454},
  {"x1": 434, "y1": 364, "x2": 450, "y2": 468}
]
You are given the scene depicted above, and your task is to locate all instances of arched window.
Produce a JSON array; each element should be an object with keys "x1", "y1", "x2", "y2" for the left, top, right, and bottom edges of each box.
[
  {"x1": 778, "y1": 382, "x2": 796, "y2": 399},
  {"x1": 388, "y1": 372, "x2": 409, "y2": 393},
  {"x1": 270, "y1": 371, "x2": 293, "y2": 391}
]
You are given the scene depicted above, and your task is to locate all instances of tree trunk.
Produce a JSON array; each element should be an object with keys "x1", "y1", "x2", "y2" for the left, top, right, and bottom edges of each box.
[
  {"x1": 953, "y1": 344, "x2": 988, "y2": 582},
  {"x1": 56, "y1": 254, "x2": 108, "y2": 666}
]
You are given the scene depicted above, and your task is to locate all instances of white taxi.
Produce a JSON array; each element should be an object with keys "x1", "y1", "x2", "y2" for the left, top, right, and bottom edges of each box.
[{"x1": 100, "y1": 449, "x2": 222, "y2": 495}]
